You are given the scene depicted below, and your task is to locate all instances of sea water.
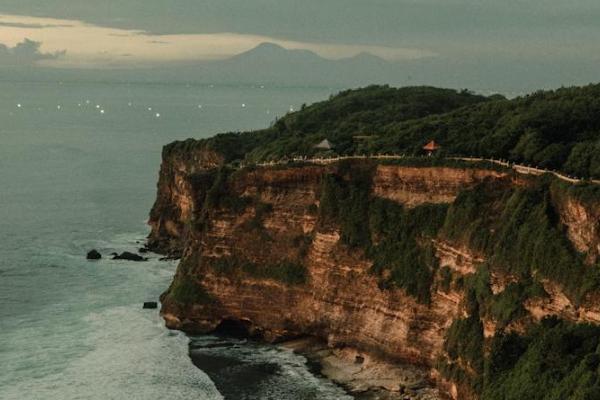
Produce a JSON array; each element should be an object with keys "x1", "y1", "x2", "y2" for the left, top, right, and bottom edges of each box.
[{"x1": 0, "y1": 80, "x2": 351, "y2": 399}]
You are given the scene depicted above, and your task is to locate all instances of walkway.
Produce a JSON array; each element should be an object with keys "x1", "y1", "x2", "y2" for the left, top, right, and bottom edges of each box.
[{"x1": 253, "y1": 155, "x2": 599, "y2": 185}]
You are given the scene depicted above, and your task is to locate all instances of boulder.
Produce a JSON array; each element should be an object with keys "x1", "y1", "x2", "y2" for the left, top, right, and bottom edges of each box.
[
  {"x1": 112, "y1": 251, "x2": 148, "y2": 262},
  {"x1": 86, "y1": 249, "x2": 102, "y2": 260},
  {"x1": 143, "y1": 302, "x2": 158, "y2": 309}
]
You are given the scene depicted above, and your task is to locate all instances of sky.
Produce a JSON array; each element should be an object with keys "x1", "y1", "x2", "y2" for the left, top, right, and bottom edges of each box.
[{"x1": 0, "y1": 1, "x2": 598, "y2": 89}]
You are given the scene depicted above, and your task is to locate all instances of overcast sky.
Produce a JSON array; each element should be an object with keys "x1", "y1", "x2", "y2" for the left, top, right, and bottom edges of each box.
[{"x1": 0, "y1": 1, "x2": 598, "y2": 89}]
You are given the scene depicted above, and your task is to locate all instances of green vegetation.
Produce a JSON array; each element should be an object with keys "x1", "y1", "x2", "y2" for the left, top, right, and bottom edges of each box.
[
  {"x1": 368, "y1": 199, "x2": 447, "y2": 303},
  {"x1": 443, "y1": 310, "x2": 485, "y2": 390},
  {"x1": 168, "y1": 277, "x2": 214, "y2": 305},
  {"x1": 242, "y1": 201, "x2": 274, "y2": 234},
  {"x1": 441, "y1": 179, "x2": 600, "y2": 302},
  {"x1": 319, "y1": 161, "x2": 375, "y2": 248},
  {"x1": 458, "y1": 264, "x2": 548, "y2": 329},
  {"x1": 163, "y1": 85, "x2": 488, "y2": 163},
  {"x1": 318, "y1": 161, "x2": 447, "y2": 303},
  {"x1": 485, "y1": 319, "x2": 600, "y2": 399},
  {"x1": 211, "y1": 256, "x2": 307, "y2": 285},
  {"x1": 165, "y1": 84, "x2": 600, "y2": 179},
  {"x1": 439, "y1": 266, "x2": 453, "y2": 293},
  {"x1": 442, "y1": 308, "x2": 600, "y2": 399},
  {"x1": 203, "y1": 167, "x2": 252, "y2": 212}
]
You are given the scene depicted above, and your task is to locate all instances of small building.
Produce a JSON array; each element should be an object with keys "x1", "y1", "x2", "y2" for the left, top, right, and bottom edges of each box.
[
  {"x1": 423, "y1": 140, "x2": 441, "y2": 156},
  {"x1": 314, "y1": 139, "x2": 333, "y2": 150}
]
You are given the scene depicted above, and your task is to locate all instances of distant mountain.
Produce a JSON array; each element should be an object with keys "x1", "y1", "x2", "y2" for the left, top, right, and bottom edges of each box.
[{"x1": 188, "y1": 42, "x2": 403, "y2": 86}]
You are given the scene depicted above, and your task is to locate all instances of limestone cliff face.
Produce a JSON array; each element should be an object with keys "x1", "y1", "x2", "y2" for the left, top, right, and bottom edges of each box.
[
  {"x1": 148, "y1": 153, "x2": 600, "y2": 399},
  {"x1": 554, "y1": 196, "x2": 600, "y2": 265},
  {"x1": 373, "y1": 165, "x2": 510, "y2": 207},
  {"x1": 147, "y1": 142, "x2": 223, "y2": 255}
]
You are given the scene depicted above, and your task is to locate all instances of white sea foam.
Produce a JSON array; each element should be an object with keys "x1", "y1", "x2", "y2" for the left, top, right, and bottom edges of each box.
[{"x1": 2, "y1": 306, "x2": 222, "y2": 400}]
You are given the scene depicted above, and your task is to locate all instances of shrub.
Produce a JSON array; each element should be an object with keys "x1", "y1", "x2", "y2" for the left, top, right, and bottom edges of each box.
[
  {"x1": 209, "y1": 256, "x2": 307, "y2": 285},
  {"x1": 169, "y1": 277, "x2": 213, "y2": 305}
]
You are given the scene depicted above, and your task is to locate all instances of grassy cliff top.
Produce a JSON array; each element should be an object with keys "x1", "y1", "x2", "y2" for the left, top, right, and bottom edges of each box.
[{"x1": 165, "y1": 84, "x2": 600, "y2": 179}]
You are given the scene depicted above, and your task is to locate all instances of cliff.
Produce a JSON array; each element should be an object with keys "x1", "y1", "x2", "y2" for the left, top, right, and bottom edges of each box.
[{"x1": 149, "y1": 147, "x2": 600, "y2": 399}]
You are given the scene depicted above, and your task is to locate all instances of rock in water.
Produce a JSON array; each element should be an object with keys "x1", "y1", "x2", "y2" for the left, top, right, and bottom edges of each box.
[
  {"x1": 143, "y1": 302, "x2": 158, "y2": 309},
  {"x1": 86, "y1": 249, "x2": 102, "y2": 260},
  {"x1": 112, "y1": 251, "x2": 148, "y2": 261}
]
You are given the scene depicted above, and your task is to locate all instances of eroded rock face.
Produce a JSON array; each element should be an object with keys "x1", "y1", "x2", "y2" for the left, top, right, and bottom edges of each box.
[
  {"x1": 148, "y1": 158, "x2": 600, "y2": 399},
  {"x1": 147, "y1": 143, "x2": 223, "y2": 255},
  {"x1": 373, "y1": 166, "x2": 510, "y2": 207},
  {"x1": 554, "y1": 196, "x2": 600, "y2": 265}
]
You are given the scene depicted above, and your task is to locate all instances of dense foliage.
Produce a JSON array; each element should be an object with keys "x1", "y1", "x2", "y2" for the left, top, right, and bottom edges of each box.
[
  {"x1": 168, "y1": 276, "x2": 214, "y2": 304},
  {"x1": 444, "y1": 317, "x2": 600, "y2": 400},
  {"x1": 318, "y1": 161, "x2": 447, "y2": 303},
  {"x1": 211, "y1": 255, "x2": 307, "y2": 285},
  {"x1": 441, "y1": 178, "x2": 600, "y2": 302},
  {"x1": 167, "y1": 84, "x2": 600, "y2": 179},
  {"x1": 483, "y1": 319, "x2": 600, "y2": 400}
]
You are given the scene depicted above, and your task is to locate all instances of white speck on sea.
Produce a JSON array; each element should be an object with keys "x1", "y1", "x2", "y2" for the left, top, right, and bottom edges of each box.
[
  {"x1": 155, "y1": 113, "x2": 161, "y2": 118},
  {"x1": 17, "y1": 103, "x2": 21, "y2": 108},
  {"x1": 86, "y1": 100, "x2": 90, "y2": 104},
  {"x1": 148, "y1": 107, "x2": 152, "y2": 111},
  {"x1": 78, "y1": 103, "x2": 82, "y2": 107},
  {"x1": 128, "y1": 102, "x2": 132, "y2": 106},
  {"x1": 57, "y1": 105, "x2": 62, "y2": 110},
  {"x1": 96, "y1": 105, "x2": 100, "y2": 109},
  {"x1": 198, "y1": 105, "x2": 202, "y2": 109},
  {"x1": 242, "y1": 103, "x2": 246, "y2": 108},
  {"x1": 100, "y1": 109, "x2": 105, "y2": 114}
]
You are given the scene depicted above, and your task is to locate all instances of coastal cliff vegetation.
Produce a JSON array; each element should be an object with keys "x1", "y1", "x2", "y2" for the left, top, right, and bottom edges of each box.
[{"x1": 166, "y1": 84, "x2": 600, "y2": 179}]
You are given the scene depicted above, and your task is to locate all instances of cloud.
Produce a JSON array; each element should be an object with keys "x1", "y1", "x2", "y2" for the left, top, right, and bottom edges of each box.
[
  {"x1": 0, "y1": 38, "x2": 65, "y2": 66},
  {"x1": 0, "y1": 13, "x2": 435, "y2": 68},
  {"x1": 0, "y1": 21, "x2": 73, "y2": 29}
]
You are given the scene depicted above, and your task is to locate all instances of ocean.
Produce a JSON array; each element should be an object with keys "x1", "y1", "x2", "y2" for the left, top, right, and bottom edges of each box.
[{"x1": 0, "y1": 80, "x2": 352, "y2": 399}]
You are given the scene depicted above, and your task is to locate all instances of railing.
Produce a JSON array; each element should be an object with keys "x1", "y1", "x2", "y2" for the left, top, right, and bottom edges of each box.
[{"x1": 251, "y1": 154, "x2": 599, "y2": 185}]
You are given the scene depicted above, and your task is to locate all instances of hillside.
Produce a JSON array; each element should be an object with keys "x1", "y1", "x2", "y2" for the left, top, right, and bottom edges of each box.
[{"x1": 170, "y1": 84, "x2": 600, "y2": 179}]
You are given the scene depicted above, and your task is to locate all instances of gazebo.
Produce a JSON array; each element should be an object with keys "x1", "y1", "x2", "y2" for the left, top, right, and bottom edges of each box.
[
  {"x1": 423, "y1": 140, "x2": 441, "y2": 156},
  {"x1": 314, "y1": 139, "x2": 333, "y2": 150}
]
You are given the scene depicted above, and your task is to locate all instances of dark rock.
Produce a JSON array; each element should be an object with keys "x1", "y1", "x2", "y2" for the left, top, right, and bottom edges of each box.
[
  {"x1": 86, "y1": 249, "x2": 102, "y2": 260},
  {"x1": 138, "y1": 247, "x2": 149, "y2": 253},
  {"x1": 112, "y1": 251, "x2": 148, "y2": 262},
  {"x1": 143, "y1": 301, "x2": 158, "y2": 309}
]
